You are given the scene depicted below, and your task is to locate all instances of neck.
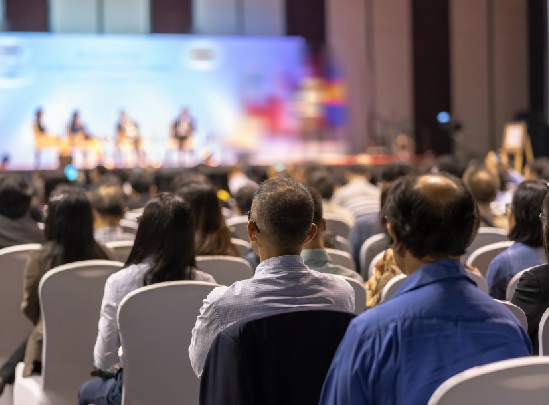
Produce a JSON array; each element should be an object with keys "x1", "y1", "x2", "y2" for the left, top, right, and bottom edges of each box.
[
  {"x1": 259, "y1": 246, "x2": 301, "y2": 262},
  {"x1": 303, "y1": 236, "x2": 323, "y2": 250},
  {"x1": 400, "y1": 253, "x2": 458, "y2": 276},
  {"x1": 94, "y1": 216, "x2": 121, "y2": 230}
]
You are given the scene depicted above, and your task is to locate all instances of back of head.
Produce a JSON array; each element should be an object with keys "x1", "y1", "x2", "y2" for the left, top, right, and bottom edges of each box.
[
  {"x1": 129, "y1": 172, "x2": 152, "y2": 195},
  {"x1": 346, "y1": 164, "x2": 369, "y2": 177},
  {"x1": 509, "y1": 180, "x2": 549, "y2": 246},
  {"x1": 90, "y1": 185, "x2": 126, "y2": 219},
  {"x1": 308, "y1": 187, "x2": 324, "y2": 228},
  {"x1": 251, "y1": 177, "x2": 314, "y2": 252},
  {"x1": 234, "y1": 185, "x2": 257, "y2": 215},
  {"x1": 431, "y1": 155, "x2": 464, "y2": 178},
  {"x1": 0, "y1": 174, "x2": 33, "y2": 219},
  {"x1": 525, "y1": 158, "x2": 549, "y2": 180},
  {"x1": 306, "y1": 170, "x2": 335, "y2": 199},
  {"x1": 380, "y1": 162, "x2": 416, "y2": 184},
  {"x1": 383, "y1": 174, "x2": 478, "y2": 259},
  {"x1": 171, "y1": 169, "x2": 211, "y2": 191},
  {"x1": 126, "y1": 193, "x2": 196, "y2": 285},
  {"x1": 463, "y1": 165, "x2": 499, "y2": 204},
  {"x1": 44, "y1": 187, "x2": 106, "y2": 266}
]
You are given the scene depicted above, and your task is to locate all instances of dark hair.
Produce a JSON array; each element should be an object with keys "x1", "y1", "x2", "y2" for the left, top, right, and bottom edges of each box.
[
  {"x1": 129, "y1": 172, "x2": 152, "y2": 194},
  {"x1": 234, "y1": 185, "x2": 257, "y2": 214},
  {"x1": 308, "y1": 187, "x2": 324, "y2": 228},
  {"x1": 251, "y1": 177, "x2": 314, "y2": 251},
  {"x1": 125, "y1": 193, "x2": 197, "y2": 285},
  {"x1": 383, "y1": 174, "x2": 479, "y2": 259},
  {"x1": 526, "y1": 158, "x2": 549, "y2": 180},
  {"x1": 431, "y1": 155, "x2": 464, "y2": 178},
  {"x1": 90, "y1": 185, "x2": 126, "y2": 218},
  {"x1": 44, "y1": 188, "x2": 109, "y2": 267},
  {"x1": 347, "y1": 164, "x2": 370, "y2": 176},
  {"x1": 0, "y1": 174, "x2": 33, "y2": 219},
  {"x1": 171, "y1": 169, "x2": 210, "y2": 191},
  {"x1": 463, "y1": 165, "x2": 499, "y2": 204},
  {"x1": 508, "y1": 180, "x2": 549, "y2": 246},
  {"x1": 176, "y1": 183, "x2": 238, "y2": 256},
  {"x1": 306, "y1": 170, "x2": 335, "y2": 199},
  {"x1": 380, "y1": 162, "x2": 416, "y2": 183},
  {"x1": 541, "y1": 194, "x2": 549, "y2": 259}
]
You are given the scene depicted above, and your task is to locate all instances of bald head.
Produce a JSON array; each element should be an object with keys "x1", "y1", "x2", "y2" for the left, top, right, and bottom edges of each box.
[{"x1": 384, "y1": 174, "x2": 479, "y2": 259}]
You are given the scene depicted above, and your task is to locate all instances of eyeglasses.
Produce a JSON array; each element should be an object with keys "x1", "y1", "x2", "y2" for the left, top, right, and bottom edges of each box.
[{"x1": 247, "y1": 211, "x2": 260, "y2": 233}]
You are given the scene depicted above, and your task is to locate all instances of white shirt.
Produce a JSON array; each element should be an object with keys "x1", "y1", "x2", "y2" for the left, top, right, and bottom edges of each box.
[
  {"x1": 189, "y1": 255, "x2": 355, "y2": 377},
  {"x1": 332, "y1": 177, "x2": 380, "y2": 209},
  {"x1": 93, "y1": 261, "x2": 215, "y2": 370}
]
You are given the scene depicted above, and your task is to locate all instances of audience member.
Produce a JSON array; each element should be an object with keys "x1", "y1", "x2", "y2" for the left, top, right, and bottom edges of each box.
[
  {"x1": 487, "y1": 180, "x2": 549, "y2": 299},
  {"x1": 89, "y1": 185, "x2": 135, "y2": 244},
  {"x1": 306, "y1": 169, "x2": 354, "y2": 226},
  {"x1": 331, "y1": 164, "x2": 379, "y2": 209},
  {"x1": 463, "y1": 164, "x2": 508, "y2": 229},
  {"x1": 319, "y1": 174, "x2": 531, "y2": 405},
  {"x1": 227, "y1": 165, "x2": 258, "y2": 196},
  {"x1": 0, "y1": 174, "x2": 44, "y2": 249},
  {"x1": 176, "y1": 182, "x2": 239, "y2": 257},
  {"x1": 348, "y1": 162, "x2": 415, "y2": 274},
  {"x1": 232, "y1": 185, "x2": 257, "y2": 216},
  {"x1": 126, "y1": 172, "x2": 153, "y2": 210},
  {"x1": 301, "y1": 189, "x2": 363, "y2": 283},
  {"x1": 189, "y1": 177, "x2": 355, "y2": 377},
  {"x1": 512, "y1": 193, "x2": 549, "y2": 354},
  {"x1": 524, "y1": 157, "x2": 549, "y2": 181},
  {"x1": 0, "y1": 188, "x2": 113, "y2": 395},
  {"x1": 78, "y1": 194, "x2": 215, "y2": 405}
]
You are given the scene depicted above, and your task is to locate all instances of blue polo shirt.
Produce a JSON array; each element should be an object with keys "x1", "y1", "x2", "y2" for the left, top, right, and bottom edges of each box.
[{"x1": 319, "y1": 259, "x2": 532, "y2": 405}]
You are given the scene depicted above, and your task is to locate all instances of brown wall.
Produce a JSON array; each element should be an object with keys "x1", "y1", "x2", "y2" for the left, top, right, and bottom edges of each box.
[
  {"x1": 151, "y1": 0, "x2": 193, "y2": 33},
  {"x1": 5, "y1": 0, "x2": 48, "y2": 31}
]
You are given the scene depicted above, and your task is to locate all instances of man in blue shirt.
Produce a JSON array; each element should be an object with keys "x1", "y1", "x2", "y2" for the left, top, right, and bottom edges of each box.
[{"x1": 319, "y1": 173, "x2": 532, "y2": 405}]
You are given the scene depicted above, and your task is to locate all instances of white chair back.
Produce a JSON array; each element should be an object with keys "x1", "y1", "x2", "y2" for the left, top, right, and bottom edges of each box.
[
  {"x1": 465, "y1": 270, "x2": 488, "y2": 293},
  {"x1": 119, "y1": 218, "x2": 138, "y2": 234},
  {"x1": 463, "y1": 227, "x2": 509, "y2": 262},
  {"x1": 335, "y1": 275, "x2": 366, "y2": 314},
  {"x1": 17, "y1": 260, "x2": 123, "y2": 405},
  {"x1": 106, "y1": 240, "x2": 134, "y2": 263},
  {"x1": 506, "y1": 268, "x2": 532, "y2": 302},
  {"x1": 466, "y1": 241, "x2": 514, "y2": 278},
  {"x1": 368, "y1": 250, "x2": 386, "y2": 279},
  {"x1": 231, "y1": 238, "x2": 251, "y2": 256},
  {"x1": 0, "y1": 244, "x2": 41, "y2": 368},
  {"x1": 380, "y1": 274, "x2": 407, "y2": 303},
  {"x1": 333, "y1": 235, "x2": 352, "y2": 254},
  {"x1": 359, "y1": 233, "x2": 390, "y2": 278},
  {"x1": 118, "y1": 281, "x2": 221, "y2": 405},
  {"x1": 196, "y1": 256, "x2": 253, "y2": 285},
  {"x1": 226, "y1": 215, "x2": 249, "y2": 241},
  {"x1": 495, "y1": 300, "x2": 528, "y2": 331},
  {"x1": 324, "y1": 213, "x2": 351, "y2": 239},
  {"x1": 325, "y1": 248, "x2": 356, "y2": 271},
  {"x1": 124, "y1": 208, "x2": 143, "y2": 222},
  {"x1": 428, "y1": 357, "x2": 549, "y2": 405},
  {"x1": 539, "y1": 307, "x2": 549, "y2": 356}
]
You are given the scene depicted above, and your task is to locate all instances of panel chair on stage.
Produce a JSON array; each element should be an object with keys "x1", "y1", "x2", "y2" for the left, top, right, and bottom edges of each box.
[
  {"x1": 33, "y1": 109, "x2": 61, "y2": 169},
  {"x1": 66, "y1": 112, "x2": 103, "y2": 167}
]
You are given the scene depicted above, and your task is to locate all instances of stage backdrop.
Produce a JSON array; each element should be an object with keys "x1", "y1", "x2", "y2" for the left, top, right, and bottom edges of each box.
[{"x1": 0, "y1": 33, "x2": 311, "y2": 168}]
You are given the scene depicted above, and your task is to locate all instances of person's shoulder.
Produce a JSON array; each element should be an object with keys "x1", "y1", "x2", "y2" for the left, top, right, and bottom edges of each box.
[{"x1": 524, "y1": 263, "x2": 549, "y2": 284}]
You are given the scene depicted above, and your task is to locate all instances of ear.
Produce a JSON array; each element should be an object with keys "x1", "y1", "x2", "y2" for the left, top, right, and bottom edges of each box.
[
  {"x1": 247, "y1": 219, "x2": 258, "y2": 243},
  {"x1": 386, "y1": 222, "x2": 398, "y2": 247},
  {"x1": 302, "y1": 223, "x2": 318, "y2": 246}
]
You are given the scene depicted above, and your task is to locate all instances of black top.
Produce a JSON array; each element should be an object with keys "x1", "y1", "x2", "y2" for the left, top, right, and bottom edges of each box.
[{"x1": 511, "y1": 263, "x2": 549, "y2": 354}]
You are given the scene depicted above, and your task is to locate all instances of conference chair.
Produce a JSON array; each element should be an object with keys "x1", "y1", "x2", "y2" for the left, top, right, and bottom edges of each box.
[
  {"x1": 13, "y1": 260, "x2": 124, "y2": 405},
  {"x1": 333, "y1": 235, "x2": 352, "y2": 254},
  {"x1": 33, "y1": 126, "x2": 60, "y2": 169},
  {"x1": 462, "y1": 227, "x2": 509, "y2": 263},
  {"x1": 494, "y1": 300, "x2": 528, "y2": 331},
  {"x1": 335, "y1": 275, "x2": 366, "y2": 314},
  {"x1": 538, "y1": 307, "x2": 549, "y2": 356},
  {"x1": 359, "y1": 233, "x2": 391, "y2": 278},
  {"x1": 226, "y1": 215, "x2": 249, "y2": 241},
  {"x1": 380, "y1": 274, "x2": 407, "y2": 304},
  {"x1": 466, "y1": 270, "x2": 488, "y2": 293},
  {"x1": 119, "y1": 219, "x2": 139, "y2": 235},
  {"x1": 0, "y1": 244, "x2": 41, "y2": 405},
  {"x1": 196, "y1": 256, "x2": 253, "y2": 286},
  {"x1": 368, "y1": 250, "x2": 386, "y2": 279},
  {"x1": 506, "y1": 268, "x2": 533, "y2": 302},
  {"x1": 106, "y1": 240, "x2": 134, "y2": 263},
  {"x1": 466, "y1": 241, "x2": 514, "y2": 278},
  {"x1": 324, "y1": 213, "x2": 351, "y2": 239},
  {"x1": 428, "y1": 357, "x2": 549, "y2": 405},
  {"x1": 325, "y1": 248, "x2": 356, "y2": 272},
  {"x1": 118, "y1": 281, "x2": 221, "y2": 405},
  {"x1": 124, "y1": 208, "x2": 144, "y2": 222},
  {"x1": 200, "y1": 309, "x2": 355, "y2": 405},
  {"x1": 231, "y1": 238, "x2": 252, "y2": 257}
]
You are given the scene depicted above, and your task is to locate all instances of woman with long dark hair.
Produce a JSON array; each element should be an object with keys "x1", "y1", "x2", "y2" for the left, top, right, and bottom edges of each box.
[
  {"x1": 176, "y1": 182, "x2": 239, "y2": 257},
  {"x1": 78, "y1": 193, "x2": 215, "y2": 405}
]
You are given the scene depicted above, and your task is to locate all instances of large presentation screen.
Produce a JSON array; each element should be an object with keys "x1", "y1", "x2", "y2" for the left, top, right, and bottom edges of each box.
[{"x1": 0, "y1": 33, "x2": 308, "y2": 168}]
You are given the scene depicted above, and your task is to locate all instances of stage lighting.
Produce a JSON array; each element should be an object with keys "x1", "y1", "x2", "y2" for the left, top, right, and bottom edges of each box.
[
  {"x1": 437, "y1": 111, "x2": 451, "y2": 124},
  {"x1": 64, "y1": 164, "x2": 79, "y2": 182}
]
